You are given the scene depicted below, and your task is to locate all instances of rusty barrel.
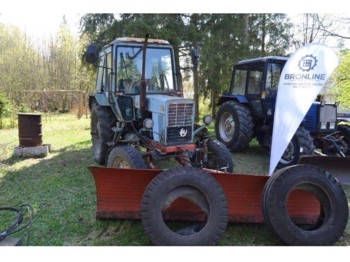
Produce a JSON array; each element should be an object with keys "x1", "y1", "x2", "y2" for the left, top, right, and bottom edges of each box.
[{"x1": 18, "y1": 113, "x2": 42, "y2": 147}]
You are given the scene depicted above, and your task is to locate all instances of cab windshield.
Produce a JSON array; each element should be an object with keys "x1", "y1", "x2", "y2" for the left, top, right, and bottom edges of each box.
[{"x1": 116, "y1": 46, "x2": 175, "y2": 94}]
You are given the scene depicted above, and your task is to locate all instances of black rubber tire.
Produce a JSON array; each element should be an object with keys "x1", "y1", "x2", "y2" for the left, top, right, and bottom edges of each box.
[
  {"x1": 262, "y1": 164, "x2": 349, "y2": 246},
  {"x1": 90, "y1": 102, "x2": 116, "y2": 165},
  {"x1": 276, "y1": 126, "x2": 315, "y2": 169},
  {"x1": 337, "y1": 124, "x2": 350, "y2": 156},
  {"x1": 107, "y1": 145, "x2": 147, "y2": 168},
  {"x1": 141, "y1": 166, "x2": 228, "y2": 246},
  {"x1": 215, "y1": 101, "x2": 254, "y2": 152},
  {"x1": 296, "y1": 126, "x2": 315, "y2": 155},
  {"x1": 191, "y1": 139, "x2": 234, "y2": 172}
]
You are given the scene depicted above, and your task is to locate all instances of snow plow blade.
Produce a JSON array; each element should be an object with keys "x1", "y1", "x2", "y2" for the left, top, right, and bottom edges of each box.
[
  {"x1": 299, "y1": 156, "x2": 350, "y2": 185},
  {"x1": 88, "y1": 166, "x2": 321, "y2": 224}
]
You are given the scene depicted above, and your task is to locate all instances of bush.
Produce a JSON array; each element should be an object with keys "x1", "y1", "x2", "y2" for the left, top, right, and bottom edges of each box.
[{"x1": 0, "y1": 93, "x2": 15, "y2": 129}]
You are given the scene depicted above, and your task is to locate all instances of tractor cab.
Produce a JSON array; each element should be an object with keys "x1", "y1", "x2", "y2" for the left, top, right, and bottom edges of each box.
[{"x1": 225, "y1": 56, "x2": 287, "y2": 119}]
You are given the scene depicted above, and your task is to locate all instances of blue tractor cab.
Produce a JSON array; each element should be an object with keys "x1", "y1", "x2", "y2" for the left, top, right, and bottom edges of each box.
[{"x1": 215, "y1": 56, "x2": 349, "y2": 169}]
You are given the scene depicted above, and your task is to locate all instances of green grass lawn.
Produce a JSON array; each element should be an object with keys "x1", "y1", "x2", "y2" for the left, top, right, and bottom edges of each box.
[{"x1": 0, "y1": 113, "x2": 349, "y2": 246}]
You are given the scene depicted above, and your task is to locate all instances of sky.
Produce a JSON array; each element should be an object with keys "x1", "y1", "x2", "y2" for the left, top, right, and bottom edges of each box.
[
  {"x1": 0, "y1": 1, "x2": 349, "y2": 49},
  {"x1": 0, "y1": 13, "x2": 81, "y2": 41}
]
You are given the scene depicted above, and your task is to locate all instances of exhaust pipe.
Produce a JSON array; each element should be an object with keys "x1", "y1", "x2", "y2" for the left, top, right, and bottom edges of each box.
[{"x1": 140, "y1": 33, "x2": 150, "y2": 115}]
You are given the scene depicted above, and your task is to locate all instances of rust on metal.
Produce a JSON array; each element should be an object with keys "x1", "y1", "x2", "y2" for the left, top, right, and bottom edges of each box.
[
  {"x1": 18, "y1": 113, "x2": 42, "y2": 147},
  {"x1": 148, "y1": 140, "x2": 196, "y2": 153},
  {"x1": 89, "y1": 166, "x2": 320, "y2": 224}
]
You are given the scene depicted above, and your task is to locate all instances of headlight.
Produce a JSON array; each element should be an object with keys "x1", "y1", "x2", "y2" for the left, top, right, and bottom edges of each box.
[
  {"x1": 143, "y1": 118, "x2": 154, "y2": 129},
  {"x1": 320, "y1": 122, "x2": 327, "y2": 130},
  {"x1": 329, "y1": 122, "x2": 336, "y2": 129},
  {"x1": 203, "y1": 115, "x2": 212, "y2": 125}
]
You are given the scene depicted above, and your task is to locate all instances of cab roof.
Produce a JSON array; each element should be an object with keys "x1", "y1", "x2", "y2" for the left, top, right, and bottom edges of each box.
[
  {"x1": 113, "y1": 37, "x2": 170, "y2": 45},
  {"x1": 236, "y1": 56, "x2": 288, "y2": 65}
]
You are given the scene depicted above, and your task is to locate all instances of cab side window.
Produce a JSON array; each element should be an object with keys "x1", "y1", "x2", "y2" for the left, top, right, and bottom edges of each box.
[
  {"x1": 266, "y1": 63, "x2": 283, "y2": 97},
  {"x1": 105, "y1": 52, "x2": 112, "y2": 92},
  {"x1": 247, "y1": 70, "x2": 263, "y2": 95},
  {"x1": 232, "y1": 69, "x2": 247, "y2": 95},
  {"x1": 96, "y1": 55, "x2": 105, "y2": 92}
]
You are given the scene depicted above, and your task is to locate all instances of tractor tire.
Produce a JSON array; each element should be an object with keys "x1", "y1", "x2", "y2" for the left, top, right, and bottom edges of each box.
[
  {"x1": 141, "y1": 166, "x2": 228, "y2": 246},
  {"x1": 107, "y1": 145, "x2": 147, "y2": 168},
  {"x1": 262, "y1": 165, "x2": 348, "y2": 246},
  {"x1": 90, "y1": 102, "x2": 116, "y2": 165},
  {"x1": 215, "y1": 101, "x2": 254, "y2": 152},
  {"x1": 191, "y1": 139, "x2": 234, "y2": 172},
  {"x1": 337, "y1": 125, "x2": 350, "y2": 156},
  {"x1": 277, "y1": 126, "x2": 315, "y2": 169}
]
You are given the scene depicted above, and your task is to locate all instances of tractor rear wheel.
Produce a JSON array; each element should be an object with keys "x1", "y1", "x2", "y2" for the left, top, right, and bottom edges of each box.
[
  {"x1": 107, "y1": 145, "x2": 147, "y2": 168},
  {"x1": 262, "y1": 165, "x2": 348, "y2": 246},
  {"x1": 215, "y1": 101, "x2": 254, "y2": 152},
  {"x1": 91, "y1": 102, "x2": 116, "y2": 165},
  {"x1": 141, "y1": 166, "x2": 228, "y2": 246}
]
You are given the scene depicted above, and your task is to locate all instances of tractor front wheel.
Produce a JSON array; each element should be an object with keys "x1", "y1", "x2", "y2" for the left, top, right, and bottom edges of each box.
[
  {"x1": 277, "y1": 126, "x2": 315, "y2": 169},
  {"x1": 107, "y1": 145, "x2": 147, "y2": 168},
  {"x1": 191, "y1": 139, "x2": 234, "y2": 172}
]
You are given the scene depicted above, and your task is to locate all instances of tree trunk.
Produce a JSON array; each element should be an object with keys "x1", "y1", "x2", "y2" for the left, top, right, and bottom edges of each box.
[{"x1": 261, "y1": 14, "x2": 266, "y2": 55}]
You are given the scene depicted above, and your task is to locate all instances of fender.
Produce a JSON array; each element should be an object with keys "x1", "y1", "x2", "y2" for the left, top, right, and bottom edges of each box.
[
  {"x1": 89, "y1": 93, "x2": 110, "y2": 108},
  {"x1": 217, "y1": 95, "x2": 249, "y2": 106}
]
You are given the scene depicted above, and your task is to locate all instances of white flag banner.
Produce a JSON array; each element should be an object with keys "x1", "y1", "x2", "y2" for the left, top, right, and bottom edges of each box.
[{"x1": 269, "y1": 43, "x2": 339, "y2": 175}]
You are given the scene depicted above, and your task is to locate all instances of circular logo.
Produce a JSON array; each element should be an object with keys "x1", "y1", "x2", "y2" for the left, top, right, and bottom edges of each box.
[
  {"x1": 179, "y1": 128, "x2": 188, "y2": 137},
  {"x1": 298, "y1": 55, "x2": 318, "y2": 72}
]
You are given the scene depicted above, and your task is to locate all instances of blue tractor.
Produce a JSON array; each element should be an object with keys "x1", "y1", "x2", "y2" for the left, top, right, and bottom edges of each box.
[{"x1": 215, "y1": 56, "x2": 350, "y2": 169}]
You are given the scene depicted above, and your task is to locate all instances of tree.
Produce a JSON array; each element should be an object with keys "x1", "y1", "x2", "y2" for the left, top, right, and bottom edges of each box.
[
  {"x1": 80, "y1": 13, "x2": 293, "y2": 119},
  {"x1": 197, "y1": 14, "x2": 292, "y2": 117},
  {"x1": 0, "y1": 20, "x2": 95, "y2": 113},
  {"x1": 332, "y1": 50, "x2": 350, "y2": 109},
  {"x1": 291, "y1": 14, "x2": 350, "y2": 50}
]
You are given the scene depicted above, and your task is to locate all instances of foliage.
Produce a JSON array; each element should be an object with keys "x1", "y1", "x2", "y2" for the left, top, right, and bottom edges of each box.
[
  {"x1": 0, "y1": 92, "x2": 13, "y2": 128},
  {"x1": 0, "y1": 21, "x2": 95, "y2": 112},
  {"x1": 332, "y1": 49, "x2": 350, "y2": 109},
  {"x1": 80, "y1": 13, "x2": 294, "y2": 118}
]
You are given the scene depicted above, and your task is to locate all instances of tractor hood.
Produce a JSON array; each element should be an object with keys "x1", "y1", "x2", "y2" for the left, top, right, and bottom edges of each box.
[
  {"x1": 133, "y1": 94, "x2": 195, "y2": 145},
  {"x1": 133, "y1": 95, "x2": 194, "y2": 113}
]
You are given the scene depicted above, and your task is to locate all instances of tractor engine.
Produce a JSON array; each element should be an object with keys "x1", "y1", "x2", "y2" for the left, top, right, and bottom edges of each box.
[{"x1": 134, "y1": 95, "x2": 195, "y2": 145}]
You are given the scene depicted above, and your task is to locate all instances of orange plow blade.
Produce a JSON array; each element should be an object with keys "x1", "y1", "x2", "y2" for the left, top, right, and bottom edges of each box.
[{"x1": 89, "y1": 166, "x2": 320, "y2": 224}]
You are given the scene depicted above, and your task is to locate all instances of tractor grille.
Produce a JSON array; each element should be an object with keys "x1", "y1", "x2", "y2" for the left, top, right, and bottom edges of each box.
[
  {"x1": 168, "y1": 103, "x2": 193, "y2": 127},
  {"x1": 167, "y1": 103, "x2": 194, "y2": 144},
  {"x1": 167, "y1": 126, "x2": 192, "y2": 144}
]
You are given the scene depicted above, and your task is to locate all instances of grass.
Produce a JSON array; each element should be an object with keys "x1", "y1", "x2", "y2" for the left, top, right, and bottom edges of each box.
[{"x1": 0, "y1": 113, "x2": 349, "y2": 246}]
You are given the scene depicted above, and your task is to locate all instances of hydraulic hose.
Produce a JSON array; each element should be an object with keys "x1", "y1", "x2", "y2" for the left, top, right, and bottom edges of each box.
[{"x1": 0, "y1": 204, "x2": 34, "y2": 244}]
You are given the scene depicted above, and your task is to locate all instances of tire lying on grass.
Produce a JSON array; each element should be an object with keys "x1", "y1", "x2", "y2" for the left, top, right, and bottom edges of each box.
[
  {"x1": 140, "y1": 166, "x2": 228, "y2": 246},
  {"x1": 262, "y1": 164, "x2": 349, "y2": 246}
]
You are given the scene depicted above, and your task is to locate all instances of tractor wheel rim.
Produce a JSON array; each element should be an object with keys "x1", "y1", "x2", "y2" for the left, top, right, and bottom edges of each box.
[
  {"x1": 219, "y1": 112, "x2": 235, "y2": 142},
  {"x1": 112, "y1": 158, "x2": 131, "y2": 168}
]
